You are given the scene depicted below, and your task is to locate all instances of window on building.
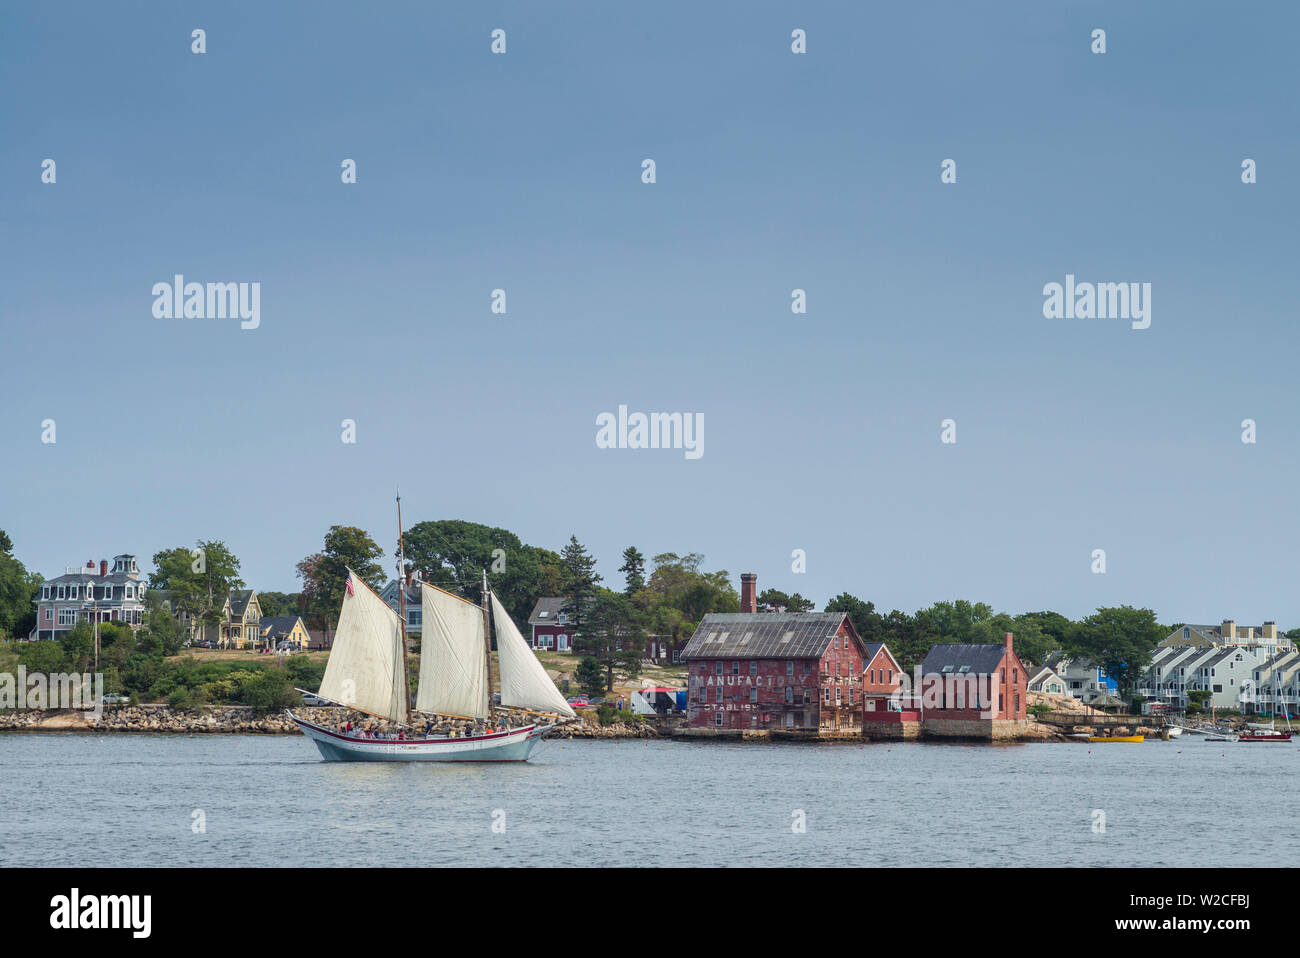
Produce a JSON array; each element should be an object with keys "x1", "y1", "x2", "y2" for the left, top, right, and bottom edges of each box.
[
  {"x1": 715, "y1": 687, "x2": 723, "y2": 703},
  {"x1": 750, "y1": 688, "x2": 758, "y2": 704},
  {"x1": 58, "y1": 608, "x2": 76, "y2": 626},
  {"x1": 786, "y1": 661, "x2": 794, "y2": 676},
  {"x1": 42, "y1": 586, "x2": 50, "y2": 600},
  {"x1": 731, "y1": 661, "x2": 739, "y2": 675},
  {"x1": 715, "y1": 662, "x2": 722, "y2": 675},
  {"x1": 750, "y1": 661, "x2": 757, "y2": 675},
  {"x1": 714, "y1": 712, "x2": 723, "y2": 727}
]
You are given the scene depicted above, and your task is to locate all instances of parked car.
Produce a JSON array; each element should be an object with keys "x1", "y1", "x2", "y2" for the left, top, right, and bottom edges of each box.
[
  {"x1": 566, "y1": 696, "x2": 591, "y2": 708},
  {"x1": 101, "y1": 694, "x2": 129, "y2": 705},
  {"x1": 300, "y1": 693, "x2": 328, "y2": 706}
]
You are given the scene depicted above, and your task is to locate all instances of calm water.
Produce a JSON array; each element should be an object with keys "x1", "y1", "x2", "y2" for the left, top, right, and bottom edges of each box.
[{"x1": 2, "y1": 733, "x2": 1297, "y2": 867}]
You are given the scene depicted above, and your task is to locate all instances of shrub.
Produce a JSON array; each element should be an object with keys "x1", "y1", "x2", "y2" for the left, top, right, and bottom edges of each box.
[{"x1": 168, "y1": 688, "x2": 192, "y2": 710}]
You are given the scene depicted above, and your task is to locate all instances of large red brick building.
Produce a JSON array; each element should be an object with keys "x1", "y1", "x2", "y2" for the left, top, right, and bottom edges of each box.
[{"x1": 681, "y1": 573, "x2": 875, "y2": 731}]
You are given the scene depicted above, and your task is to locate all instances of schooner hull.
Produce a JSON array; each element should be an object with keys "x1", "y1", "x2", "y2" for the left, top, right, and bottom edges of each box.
[{"x1": 289, "y1": 713, "x2": 550, "y2": 762}]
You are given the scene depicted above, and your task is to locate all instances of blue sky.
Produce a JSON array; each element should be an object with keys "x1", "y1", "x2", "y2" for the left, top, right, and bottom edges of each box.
[{"x1": 3, "y1": 2, "x2": 1297, "y2": 626}]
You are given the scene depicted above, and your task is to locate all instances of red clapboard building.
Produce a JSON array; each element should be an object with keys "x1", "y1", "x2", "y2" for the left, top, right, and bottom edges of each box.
[{"x1": 681, "y1": 573, "x2": 871, "y2": 731}]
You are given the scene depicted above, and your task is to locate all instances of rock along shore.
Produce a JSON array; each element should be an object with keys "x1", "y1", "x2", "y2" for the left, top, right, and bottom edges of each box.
[{"x1": 0, "y1": 704, "x2": 659, "y2": 739}]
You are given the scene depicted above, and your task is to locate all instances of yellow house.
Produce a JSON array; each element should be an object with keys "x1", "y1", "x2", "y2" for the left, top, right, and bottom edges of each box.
[
  {"x1": 260, "y1": 615, "x2": 310, "y2": 650},
  {"x1": 202, "y1": 590, "x2": 262, "y2": 649}
]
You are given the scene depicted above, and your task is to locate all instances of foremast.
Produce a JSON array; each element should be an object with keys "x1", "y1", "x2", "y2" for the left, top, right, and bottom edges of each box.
[
  {"x1": 396, "y1": 490, "x2": 412, "y2": 726},
  {"x1": 482, "y1": 568, "x2": 494, "y2": 718}
]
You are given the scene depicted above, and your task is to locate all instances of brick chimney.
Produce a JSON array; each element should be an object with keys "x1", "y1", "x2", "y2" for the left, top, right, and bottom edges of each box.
[
  {"x1": 740, "y1": 573, "x2": 757, "y2": 614},
  {"x1": 1005, "y1": 631, "x2": 1014, "y2": 653},
  {"x1": 100, "y1": 559, "x2": 108, "y2": 576}
]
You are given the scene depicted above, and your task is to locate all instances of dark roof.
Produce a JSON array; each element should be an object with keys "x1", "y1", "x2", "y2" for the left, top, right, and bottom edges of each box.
[
  {"x1": 681, "y1": 612, "x2": 849, "y2": 660},
  {"x1": 528, "y1": 597, "x2": 568, "y2": 626},
  {"x1": 227, "y1": 590, "x2": 256, "y2": 616},
  {"x1": 260, "y1": 616, "x2": 303, "y2": 639},
  {"x1": 42, "y1": 571, "x2": 138, "y2": 585},
  {"x1": 921, "y1": 643, "x2": 1010, "y2": 675}
]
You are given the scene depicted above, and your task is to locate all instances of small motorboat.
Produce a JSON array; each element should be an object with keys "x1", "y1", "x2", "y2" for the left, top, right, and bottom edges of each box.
[
  {"x1": 1239, "y1": 729, "x2": 1292, "y2": 742},
  {"x1": 1088, "y1": 735, "x2": 1144, "y2": 743}
]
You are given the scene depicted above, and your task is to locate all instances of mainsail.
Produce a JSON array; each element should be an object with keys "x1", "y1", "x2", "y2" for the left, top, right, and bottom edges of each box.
[
  {"x1": 417, "y1": 583, "x2": 489, "y2": 720},
  {"x1": 318, "y1": 570, "x2": 407, "y2": 724},
  {"x1": 491, "y1": 592, "x2": 577, "y2": 718}
]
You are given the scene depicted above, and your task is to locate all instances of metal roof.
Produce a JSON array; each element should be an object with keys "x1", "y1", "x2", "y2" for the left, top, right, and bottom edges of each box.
[
  {"x1": 681, "y1": 612, "x2": 848, "y2": 660},
  {"x1": 921, "y1": 643, "x2": 1010, "y2": 676}
]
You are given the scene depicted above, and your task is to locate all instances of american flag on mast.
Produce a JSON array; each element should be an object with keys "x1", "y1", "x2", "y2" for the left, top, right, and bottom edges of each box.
[{"x1": 345, "y1": 576, "x2": 354, "y2": 597}]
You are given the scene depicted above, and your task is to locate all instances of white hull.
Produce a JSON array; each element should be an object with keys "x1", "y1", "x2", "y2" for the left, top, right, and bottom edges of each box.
[{"x1": 289, "y1": 712, "x2": 550, "y2": 762}]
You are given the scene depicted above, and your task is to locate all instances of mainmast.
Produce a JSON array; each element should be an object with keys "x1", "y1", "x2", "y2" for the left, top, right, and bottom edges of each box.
[
  {"x1": 396, "y1": 490, "x2": 412, "y2": 726},
  {"x1": 482, "y1": 568, "x2": 494, "y2": 718}
]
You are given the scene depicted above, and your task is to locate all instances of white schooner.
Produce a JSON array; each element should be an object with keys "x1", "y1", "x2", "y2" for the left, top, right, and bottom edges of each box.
[{"x1": 288, "y1": 500, "x2": 575, "y2": 762}]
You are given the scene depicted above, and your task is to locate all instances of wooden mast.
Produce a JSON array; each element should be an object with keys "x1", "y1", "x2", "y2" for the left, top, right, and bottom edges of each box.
[
  {"x1": 396, "y1": 490, "x2": 412, "y2": 726},
  {"x1": 482, "y1": 568, "x2": 493, "y2": 718}
]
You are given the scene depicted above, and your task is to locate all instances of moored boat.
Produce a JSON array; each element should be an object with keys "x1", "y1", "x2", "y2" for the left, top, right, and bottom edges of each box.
[
  {"x1": 1239, "y1": 729, "x2": 1292, "y2": 742},
  {"x1": 1088, "y1": 735, "x2": 1144, "y2": 743}
]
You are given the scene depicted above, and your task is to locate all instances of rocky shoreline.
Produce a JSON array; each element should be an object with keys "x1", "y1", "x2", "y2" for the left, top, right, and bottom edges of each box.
[
  {"x1": 0, "y1": 706, "x2": 1163, "y2": 743},
  {"x1": 0, "y1": 704, "x2": 659, "y2": 739}
]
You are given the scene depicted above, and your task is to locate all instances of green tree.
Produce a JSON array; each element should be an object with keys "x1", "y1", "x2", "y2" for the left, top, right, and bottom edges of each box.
[
  {"x1": 402, "y1": 519, "x2": 564, "y2": 626},
  {"x1": 617, "y1": 547, "x2": 646, "y2": 595},
  {"x1": 1073, "y1": 606, "x2": 1162, "y2": 695},
  {"x1": 139, "y1": 591, "x2": 186, "y2": 657},
  {"x1": 575, "y1": 656, "x2": 605, "y2": 698},
  {"x1": 0, "y1": 531, "x2": 42, "y2": 639},
  {"x1": 298, "y1": 526, "x2": 386, "y2": 632},
  {"x1": 17, "y1": 640, "x2": 65, "y2": 674},
  {"x1": 238, "y1": 669, "x2": 297, "y2": 711},
  {"x1": 573, "y1": 589, "x2": 643, "y2": 692},
  {"x1": 824, "y1": 593, "x2": 883, "y2": 642},
  {"x1": 149, "y1": 540, "x2": 245, "y2": 634},
  {"x1": 258, "y1": 591, "x2": 301, "y2": 617},
  {"x1": 559, "y1": 536, "x2": 602, "y2": 633},
  {"x1": 758, "y1": 588, "x2": 815, "y2": 613}
]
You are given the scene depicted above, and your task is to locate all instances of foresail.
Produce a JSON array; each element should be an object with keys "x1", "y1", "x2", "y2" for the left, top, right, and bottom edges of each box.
[
  {"x1": 318, "y1": 571, "x2": 407, "y2": 724},
  {"x1": 491, "y1": 592, "x2": 576, "y2": 718},
  {"x1": 417, "y1": 584, "x2": 489, "y2": 720}
]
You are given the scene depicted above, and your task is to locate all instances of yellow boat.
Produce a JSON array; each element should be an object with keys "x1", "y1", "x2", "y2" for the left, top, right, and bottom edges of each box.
[{"x1": 1088, "y1": 735, "x2": 1144, "y2": 743}]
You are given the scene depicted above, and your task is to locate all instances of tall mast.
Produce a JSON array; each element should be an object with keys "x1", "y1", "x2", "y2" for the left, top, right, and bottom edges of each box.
[
  {"x1": 396, "y1": 490, "x2": 412, "y2": 726},
  {"x1": 482, "y1": 567, "x2": 493, "y2": 718}
]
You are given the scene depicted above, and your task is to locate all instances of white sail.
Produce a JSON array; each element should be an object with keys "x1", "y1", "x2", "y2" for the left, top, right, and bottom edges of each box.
[
  {"x1": 417, "y1": 583, "x2": 489, "y2": 720},
  {"x1": 491, "y1": 592, "x2": 576, "y2": 718},
  {"x1": 318, "y1": 570, "x2": 407, "y2": 724}
]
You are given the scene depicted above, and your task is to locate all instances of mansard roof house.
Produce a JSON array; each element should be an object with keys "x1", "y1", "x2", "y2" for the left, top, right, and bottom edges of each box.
[{"x1": 30, "y1": 554, "x2": 148, "y2": 640}]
